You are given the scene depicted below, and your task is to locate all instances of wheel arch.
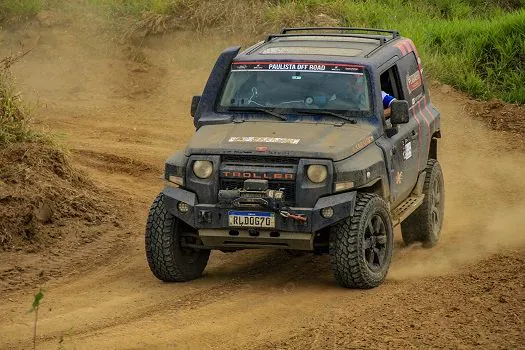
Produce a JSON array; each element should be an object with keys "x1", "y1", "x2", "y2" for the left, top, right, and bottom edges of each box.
[
  {"x1": 357, "y1": 176, "x2": 389, "y2": 201},
  {"x1": 429, "y1": 130, "x2": 441, "y2": 160}
]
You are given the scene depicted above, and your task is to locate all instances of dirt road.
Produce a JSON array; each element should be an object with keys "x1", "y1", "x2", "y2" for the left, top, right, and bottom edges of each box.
[{"x1": 1, "y1": 25, "x2": 524, "y2": 349}]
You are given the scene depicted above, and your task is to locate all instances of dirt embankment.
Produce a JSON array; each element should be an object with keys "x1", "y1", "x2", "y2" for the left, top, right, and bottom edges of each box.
[
  {"x1": 0, "y1": 143, "x2": 116, "y2": 250},
  {"x1": 467, "y1": 98, "x2": 525, "y2": 149},
  {"x1": 0, "y1": 142, "x2": 131, "y2": 292},
  {"x1": 0, "y1": 9, "x2": 524, "y2": 350}
]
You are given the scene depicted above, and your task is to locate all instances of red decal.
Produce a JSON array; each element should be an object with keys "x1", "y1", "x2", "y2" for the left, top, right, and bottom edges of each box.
[
  {"x1": 407, "y1": 70, "x2": 423, "y2": 94},
  {"x1": 232, "y1": 61, "x2": 363, "y2": 68},
  {"x1": 410, "y1": 103, "x2": 422, "y2": 172},
  {"x1": 406, "y1": 39, "x2": 420, "y2": 57},
  {"x1": 222, "y1": 171, "x2": 295, "y2": 180},
  {"x1": 418, "y1": 101, "x2": 431, "y2": 156},
  {"x1": 405, "y1": 39, "x2": 422, "y2": 70},
  {"x1": 256, "y1": 146, "x2": 268, "y2": 152},
  {"x1": 394, "y1": 42, "x2": 407, "y2": 55},
  {"x1": 424, "y1": 105, "x2": 434, "y2": 134},
  {"x1": 423, "y1": 96, "x2": 435, "y2": 139},
  {"x1": 402, "y1": 41, "x2": 412, "y2": 54}
]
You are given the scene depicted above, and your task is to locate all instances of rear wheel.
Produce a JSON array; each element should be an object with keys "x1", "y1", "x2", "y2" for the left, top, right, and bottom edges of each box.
[
  {"x1": 145, "y1": 194, "x2": 210, "y2": 282},
  {"x1": 401, "y1": 159, "x2": 444, "y2": 248},
  {"x1": 329, "y1": 193, "x2": 393, "y2": 289}
]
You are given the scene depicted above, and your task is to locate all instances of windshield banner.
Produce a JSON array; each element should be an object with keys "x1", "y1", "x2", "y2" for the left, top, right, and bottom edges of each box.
[{"x1": 232, "y1": 62, "x2": 364, "y2": 74}]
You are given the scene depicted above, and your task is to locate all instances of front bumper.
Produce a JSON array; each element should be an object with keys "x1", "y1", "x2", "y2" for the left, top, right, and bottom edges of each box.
[{"x1": 162, "y1": 186, "x2": 356, "y2": 234}]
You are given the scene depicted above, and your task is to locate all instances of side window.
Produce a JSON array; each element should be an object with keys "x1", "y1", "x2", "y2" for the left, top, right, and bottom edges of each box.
[
  {"x1": 380, "y1": 66, "x2": 403, "y2": 100},
  {"x1": 395, "y1": 52, "x2": 424, "y2": 106}
]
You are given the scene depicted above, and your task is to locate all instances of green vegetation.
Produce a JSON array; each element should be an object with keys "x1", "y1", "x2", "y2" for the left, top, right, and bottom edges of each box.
[
  {"x1": 29, "y1": 289, "x2": 44, "y2": 350},
  {"x1": 423, "y1": 10, "x2": 525, "y2": 103},
  {"x1": 0, "y1": 0, "x2": 44, "y2": 22},
  {"x1": 0, "y1": 55, "x2": 42, "y2": 145}
]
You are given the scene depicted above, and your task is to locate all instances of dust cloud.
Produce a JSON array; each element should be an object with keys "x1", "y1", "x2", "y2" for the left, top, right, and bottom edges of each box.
[
  {"x1": 390, "y1": 91, "x2": 525, "y2": 280},
  {"x1": 390, "y1": 203, "x2": 525, "y2": 279}
]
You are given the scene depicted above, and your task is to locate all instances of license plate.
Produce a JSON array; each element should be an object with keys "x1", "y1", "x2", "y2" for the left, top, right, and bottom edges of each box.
[{"x1": 228, "y1": 211, "x2": 275, "y2": 228}]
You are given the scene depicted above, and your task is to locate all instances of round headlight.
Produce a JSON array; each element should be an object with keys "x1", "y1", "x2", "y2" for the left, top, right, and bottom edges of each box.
[
  {"x1": 307, "y1": 164, "x2": 328, "y2": 183},
  {"x1": 193, "y1": 160, "x2": 213, "y2": 179}
]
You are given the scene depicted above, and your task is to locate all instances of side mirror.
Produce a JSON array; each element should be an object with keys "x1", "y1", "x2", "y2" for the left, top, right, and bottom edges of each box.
[
  {"x1": 191, "y1": 95, "x2": 201, "y2": 118},
  {"x1": 390, "y1": 100, "x2": 410, "y2": 125}
]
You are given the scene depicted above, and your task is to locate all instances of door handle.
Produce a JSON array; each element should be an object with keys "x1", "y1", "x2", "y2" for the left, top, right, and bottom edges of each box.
[{"x1": 411, "y1": 130, "x2": 418, "y2": 140}]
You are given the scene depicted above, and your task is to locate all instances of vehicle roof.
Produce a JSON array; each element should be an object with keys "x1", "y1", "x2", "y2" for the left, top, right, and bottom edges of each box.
[{"x1": 235, "y1": 28, "x2": 409, "y2": 68}]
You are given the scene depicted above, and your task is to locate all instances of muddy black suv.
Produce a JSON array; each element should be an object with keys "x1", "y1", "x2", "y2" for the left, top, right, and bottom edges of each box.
[{"x1": 145, "y1": 27, "x2": 444, "y2": 289}]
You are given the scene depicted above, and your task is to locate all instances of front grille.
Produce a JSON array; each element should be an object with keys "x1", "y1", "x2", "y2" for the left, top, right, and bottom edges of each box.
[
  {"x1": 220, "y1": 179, "x2": 296, "y2": 205},
  {"x1": 220, "y1": 155, "x2": 298, "y2": 206},
  {"x1": 221, "y1": 155, "x2": 299, "y2": 166}
]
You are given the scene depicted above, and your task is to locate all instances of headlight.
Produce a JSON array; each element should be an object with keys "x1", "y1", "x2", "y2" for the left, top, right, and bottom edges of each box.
[
  {"x1": 307, "y1": 164, "x2": 328, "y2": 183},
  {"x1": 193, "y1": 160, "x2": 213, "y2": 179}
]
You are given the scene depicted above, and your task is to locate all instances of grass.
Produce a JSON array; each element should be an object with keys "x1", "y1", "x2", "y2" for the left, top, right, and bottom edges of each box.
[
  {"x1": 422, "y1": 10, "x2": 525, "y2": 103},
  {"x1": 0, "y1": 0, "x2": 44, "y2": 22}
]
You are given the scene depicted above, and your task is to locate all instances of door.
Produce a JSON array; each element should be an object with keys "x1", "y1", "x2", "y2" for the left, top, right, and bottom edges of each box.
[{"x1": 379, "y1": 54, "x2": 423, "y2": 206}]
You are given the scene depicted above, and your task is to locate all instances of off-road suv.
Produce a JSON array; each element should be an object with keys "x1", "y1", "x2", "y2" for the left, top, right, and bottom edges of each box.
[{"x1": 145, "y1": 27, "x2": 444, "y2": 289}]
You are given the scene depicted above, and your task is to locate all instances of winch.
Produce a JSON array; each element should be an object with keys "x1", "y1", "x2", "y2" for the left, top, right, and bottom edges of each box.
[{"x1": 218, "y1": 179, "x2": 306, "y2": 222}]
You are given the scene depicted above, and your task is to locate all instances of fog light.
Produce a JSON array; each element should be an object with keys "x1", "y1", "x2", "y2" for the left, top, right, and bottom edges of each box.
[
  {"x1": 321, "y1": 207, "x2": 334, "y2": 218},
  {"x1": 177, "y1": 202, "x2": 190, "y2": 213}
]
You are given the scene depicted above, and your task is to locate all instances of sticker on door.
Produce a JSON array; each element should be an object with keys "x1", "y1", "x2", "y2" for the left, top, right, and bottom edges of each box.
[{"x1": 403, "y1": 141, "x2": 412, "y2": 160}]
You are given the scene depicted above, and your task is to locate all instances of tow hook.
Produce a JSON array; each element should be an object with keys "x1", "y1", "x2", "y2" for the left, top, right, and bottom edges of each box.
[{"x1": 279, "y1": 210, "x2": 307, "y2": 222}]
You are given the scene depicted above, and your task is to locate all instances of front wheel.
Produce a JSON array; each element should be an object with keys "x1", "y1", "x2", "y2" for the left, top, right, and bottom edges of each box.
[
  {"x1": 329, "y1": 193, "x2": 394, "y2": 289},
  {"x1": 145, "y1": 194, "x2": 210, "y2": 282}
]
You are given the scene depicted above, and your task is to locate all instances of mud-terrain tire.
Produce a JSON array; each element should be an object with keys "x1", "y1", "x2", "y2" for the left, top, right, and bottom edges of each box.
[
  {"x1": 145, "y1": 193, "x2": 210, "y2": 282},
  {"x1": 329, "y1": 193, "x2": 393, "y2": 289},
  {"x1": 401, "y1": 159, "x2": 444, "y2": 248}
]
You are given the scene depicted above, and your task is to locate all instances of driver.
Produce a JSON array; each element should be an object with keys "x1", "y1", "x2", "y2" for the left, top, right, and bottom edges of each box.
[
  {"x1": 326, "y1": 74, "x2": 369, "y2": 110},
  {"x1": 344, "y1": 74, "x2": 369, "y2": 109},
  {"x1": 328, "y1": 74, "x2": 396, "y2": 118}
]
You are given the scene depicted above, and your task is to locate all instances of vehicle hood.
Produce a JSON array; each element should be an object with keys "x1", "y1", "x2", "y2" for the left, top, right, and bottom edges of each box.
[{"x1": 185, "y1": 121, "x2": 376, "y2": 161}]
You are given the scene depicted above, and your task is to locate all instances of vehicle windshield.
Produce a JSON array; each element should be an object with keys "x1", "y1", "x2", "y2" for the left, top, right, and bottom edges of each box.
[{"x1": 218, "y1": 62, "x2": 371, "y2": 116}]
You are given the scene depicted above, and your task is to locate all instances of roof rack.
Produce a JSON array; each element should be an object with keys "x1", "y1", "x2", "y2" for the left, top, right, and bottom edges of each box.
[
  {"x1": 264, "y1": 27, "x2": 400, "y2": 57},
  {"x1": 280, "y1": 27, "x2": 399, "y2": 38},
  {"x1": 265, "y1": 33, "x2": 391, "y2": 45}
]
